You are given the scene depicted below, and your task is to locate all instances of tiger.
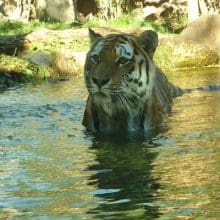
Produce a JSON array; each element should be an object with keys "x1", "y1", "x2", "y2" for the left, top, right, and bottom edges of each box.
[{"x1": 82, "y1": 28, "x2": 219, "y2": 134}]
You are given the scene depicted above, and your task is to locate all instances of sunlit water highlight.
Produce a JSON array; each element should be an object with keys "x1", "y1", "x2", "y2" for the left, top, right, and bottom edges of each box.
[{"x1": 0, "y1": 67, "x2": 219, "y2": 219}]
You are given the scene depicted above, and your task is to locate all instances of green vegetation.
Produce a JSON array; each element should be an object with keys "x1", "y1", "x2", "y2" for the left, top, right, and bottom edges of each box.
[
  {"x1": 0, "y1": 19, "x2": 73, "y2": 35},
  {"x1": 28, "y1": 38, "x2": 90, "y2": 54},
  {"x1": 0, "y1": 15, "x2": 188, "y2": 59},
  {"x1": 84, "y1": 14, "x2": 188, "y2": 34},
  {"x1": 0, "y1": 54, "x2": 51, "y2": 82},
  {"x1": 0, "y1": 13, "x2": 188, "y2": 36},
  {"x1": 2, "y1": 15, "x2": 186, "y2": 57}
]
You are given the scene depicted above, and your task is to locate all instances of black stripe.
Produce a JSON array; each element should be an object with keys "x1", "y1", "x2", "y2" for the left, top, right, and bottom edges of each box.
[
  {"x1": 138, "y1": 60, "x2": 144, "y2": 80},
  {"x1": 134, "y1": 48, "x2": 138, "y2": 55},
  {"x1": 92, "y1": 107, "x2": 99, "y2": 131},
  {"x1": 138, "y1": 81, "x2": 143, "y2": 87},
  {"x1": 146, "y1": 61, "x2": 149, "y2": 84},
  {"x1": 139, "y1": 91, "x2": 146, "y2": 97},
  {"x1": 119, "y1": 35, "x2": 129, "y2": 41},
  {"x1": 118, "y1": 39, "x2": 126, "y2": 44},
  {"x1": 120, "y1": 45, "x2": 127, "y2": 54},
  {"x1": 130, "y1": 65, "x2": 135, "y2": 72},
  {"x1": 129, "y1": 39, "x2": 139, "y2": 55}
]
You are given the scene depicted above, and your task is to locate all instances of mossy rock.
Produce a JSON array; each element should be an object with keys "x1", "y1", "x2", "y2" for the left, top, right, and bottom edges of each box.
[
  {"x1": 172, "y1": 42, "x2": 218, "y2": 68},
  {"x1": 154, "y1": 38, "x2": 219, "y2": 70},
  {"x1": 0, "y1": 54, "x2": 51, "y2": 90},
  {"x1": 154, "y1": 14, "x2": 220, "y2": 70},
  {"x1": 176, "y1": 14, "x2": 220, "y2": 57}
]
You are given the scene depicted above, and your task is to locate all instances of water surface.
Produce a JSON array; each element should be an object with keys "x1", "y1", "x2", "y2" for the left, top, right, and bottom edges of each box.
[{"x1": 0, "y1": 67, "x2": 219, "y2": 219}]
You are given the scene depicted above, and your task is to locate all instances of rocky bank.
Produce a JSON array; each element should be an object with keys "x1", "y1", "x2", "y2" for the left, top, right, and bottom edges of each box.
[{"x1": 0, "y1": 14, "x2": 219, "y2": 91}]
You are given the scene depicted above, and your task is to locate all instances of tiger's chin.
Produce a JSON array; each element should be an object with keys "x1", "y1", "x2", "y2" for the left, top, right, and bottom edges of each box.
[
  {"x1": 83, "y1": 92, "x2": 144, "y2": 133},
  {"x1": 91, "y1": 92, "x2": 126, "y2": 116}
]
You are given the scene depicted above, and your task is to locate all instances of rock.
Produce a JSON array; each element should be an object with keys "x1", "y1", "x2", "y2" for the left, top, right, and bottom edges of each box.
[
  {"x1": 142, "y1": 0, "x2": 183, "y2": 21},
  {"x1": 0, "y1": 73, "x2": 12, "y2": 91},
  {"x1": 0, "y1": 54, "x2": 49, "y2": 84},
  {"x1": 35, "y1": 0, "x2": 76, "y2": 23},
  {"x1": 0, "y1": 84, "x2": 8, "y2": 92},
  {"x1": 25, "y1": 49, "x2": 86, "y2": 78},
  {"x1": 154, "y1": 14, "x2": 220, "y2": 70},
  {"x1": 154, "y1": 35, "x2": 219, "y2": 70},
  {"x1": 143, "y1": 6, "x2": 158, "y2": 21},
  {"x1": 0, "y1": 1, "x2": 22, "y2": 20},
  {"x1": 53, "y1": 49, "x2": 85, "y2": 77},
  {"x1": 172, "y1": 42, "x2": 218, "y2": 68},
  {"x1": 25, "y1": 51, "x2": 54, "y2": 67},
  {"x1": 176, "y1": 14, "x2": 220, "y2": 58},
  {"x1": 143, "y1": 0, "x2": 167, "y2": 7},
  {"x1": 160, "y1": 2, "x2": 174, "y2": 18}
]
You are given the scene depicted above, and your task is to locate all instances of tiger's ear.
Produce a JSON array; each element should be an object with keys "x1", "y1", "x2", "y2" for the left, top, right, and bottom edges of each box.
[
  {"x1": 137, "y1": 30, "x2": 158, "y2": 59},
  {"x1": 89, "y1": 28, "x2": 102, "y2": 44}
]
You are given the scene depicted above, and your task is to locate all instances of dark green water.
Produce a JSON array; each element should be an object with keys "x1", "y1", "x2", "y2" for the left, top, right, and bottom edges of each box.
[{"x1": 0, "y1": 67, "x2": 219, "y2": 219}]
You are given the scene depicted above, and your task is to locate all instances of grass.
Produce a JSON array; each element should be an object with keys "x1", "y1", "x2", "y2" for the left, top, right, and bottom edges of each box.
[
  {"x1": 0, "y1": 15, "x2": 188, "y2": 56},
  {"x1": 0, "y1": 15, "x2": 187, "y2": 57},
  {"x1": 0, "y1": 13, "x2": 188, "y2": 36},
  {"x1": 0, "y1": 54, "x2": 50, "y2": 81},
  {"x1": 0, "y1": 19, "x2": 74, "y2": 35},
  {"x1": 0, "y1": 19, "x2": 90, "y2": 53},
  {"x1": 83, "y1": 14, "x2": 188, "y2": 34}
]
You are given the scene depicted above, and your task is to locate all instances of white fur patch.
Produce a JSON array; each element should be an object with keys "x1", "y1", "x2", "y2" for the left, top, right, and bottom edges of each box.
[{"x1": 115, "y1": 42, "x2": 133, "y2": 60}]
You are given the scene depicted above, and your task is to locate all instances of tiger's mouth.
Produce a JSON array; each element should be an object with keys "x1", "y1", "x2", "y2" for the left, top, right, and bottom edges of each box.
[
  {"x1": 87, "y1": 84, "x2": 115, "y2": 97},
  {"x1": 92, "y1": 90, "x2": 108, "y2": 98},
  {"x1": 92, "y1": 89, "x2": 142, "y2": 108}
]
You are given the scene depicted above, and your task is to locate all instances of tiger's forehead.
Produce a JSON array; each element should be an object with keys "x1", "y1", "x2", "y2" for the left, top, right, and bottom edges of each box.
[{"x1": 91, "y1": 35, "x2": 134, "y2": 59}]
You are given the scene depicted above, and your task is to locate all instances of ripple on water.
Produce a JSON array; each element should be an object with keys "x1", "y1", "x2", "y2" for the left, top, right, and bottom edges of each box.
[{"x1": 0, "y1": 70, "x2": 220, "y2": 219}]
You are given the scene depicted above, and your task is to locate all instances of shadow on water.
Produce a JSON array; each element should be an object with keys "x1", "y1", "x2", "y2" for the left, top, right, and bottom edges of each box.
[{"x1": 86, "y1": 133, "x2": 162, "y2": 219}]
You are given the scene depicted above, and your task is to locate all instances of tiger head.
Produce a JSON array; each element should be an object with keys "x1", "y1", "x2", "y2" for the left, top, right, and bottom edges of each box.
[{"x1": 83, "y1": 28, "x2": 160, "y2": 132}]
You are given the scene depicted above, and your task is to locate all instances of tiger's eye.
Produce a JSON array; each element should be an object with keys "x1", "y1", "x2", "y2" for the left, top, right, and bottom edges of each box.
[
  {"x1": 117, "y1": 57, "x2": 129, "y2": 65},
  {"x1": 90, "y1": 54, "x2": 99, "y2": 64}
]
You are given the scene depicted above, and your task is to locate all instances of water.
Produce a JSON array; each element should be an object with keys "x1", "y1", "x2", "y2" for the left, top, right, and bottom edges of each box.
[{"x1": 0, "y1": 67, "x2": 219, "y2": 219}]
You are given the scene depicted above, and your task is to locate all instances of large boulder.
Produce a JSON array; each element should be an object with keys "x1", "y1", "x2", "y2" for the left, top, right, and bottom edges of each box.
[
  {"x1": 155, "y1": 14, "x2": 220, "y2": 70},
  {"x1": 25, "y1": 49, "x2": 86, "y2": 78},
  {"x1": 35, "y1": 0, "x2": 76, "y2": 23},
  {"x1": 176, "y1": 14, "x2": 220, "y2": 57},
  {"x1": 142, "y1": 0, "x2": 187, "y2": 21},
  {"x1": 155, "y1": 38, "x2": 218, "y2": 69}
]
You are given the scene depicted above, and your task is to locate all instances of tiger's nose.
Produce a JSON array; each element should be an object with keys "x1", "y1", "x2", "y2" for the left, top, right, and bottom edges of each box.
[{"x1": 92, "y1": 77, "x2": 110, "y2": 89}]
